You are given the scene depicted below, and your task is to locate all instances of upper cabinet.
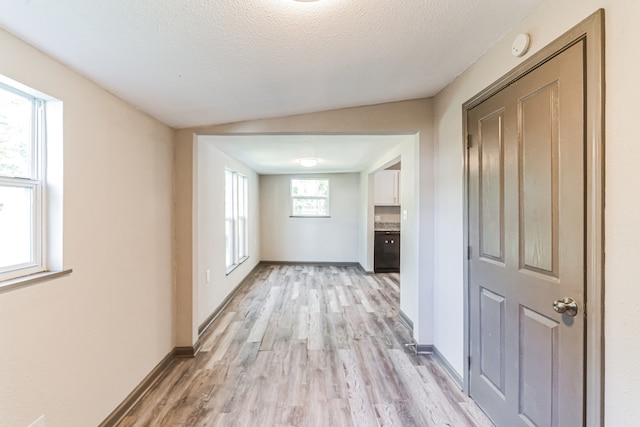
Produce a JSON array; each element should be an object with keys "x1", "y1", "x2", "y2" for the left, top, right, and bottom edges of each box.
[{"x1": 374, "y1": 170, "x2": 400, "y2": 206}]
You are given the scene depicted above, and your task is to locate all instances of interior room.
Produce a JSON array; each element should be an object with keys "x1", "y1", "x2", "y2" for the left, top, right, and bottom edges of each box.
[{"x1": 0, "y1": 0, "x2": 637, "y2": 426}]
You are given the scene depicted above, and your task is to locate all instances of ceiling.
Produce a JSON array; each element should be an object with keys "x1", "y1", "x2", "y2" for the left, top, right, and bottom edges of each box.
[
  {"x1": 0, "y1": 0, "x2": 542, "y2": 130},
  {"x1": 0, "y1": 0, "x2": 541, "y2": 174},
  {"x1": 201, "y1": 134, "x2": 412, "y2": 174}
]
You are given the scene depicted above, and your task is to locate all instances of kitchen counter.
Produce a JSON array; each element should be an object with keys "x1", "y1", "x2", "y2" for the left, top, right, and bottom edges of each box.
[{"x1": 374, "y1": 221, "x2": 400, "y2": 232}]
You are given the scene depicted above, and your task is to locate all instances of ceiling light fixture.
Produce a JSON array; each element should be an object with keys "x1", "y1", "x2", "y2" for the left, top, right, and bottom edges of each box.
[{"x1": 297, "y1": 158, "x2": 320, "y2": 167}]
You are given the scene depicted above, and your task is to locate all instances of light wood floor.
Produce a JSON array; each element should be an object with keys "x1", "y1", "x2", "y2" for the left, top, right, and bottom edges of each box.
[{"x1": 118, "y1": 264, "x2": 493, "y2": 427}]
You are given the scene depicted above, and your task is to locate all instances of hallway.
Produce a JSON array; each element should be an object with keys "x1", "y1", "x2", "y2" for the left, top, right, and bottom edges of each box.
[{"x1": 118, "y1": 264, "x2": 492, "y2": 426}]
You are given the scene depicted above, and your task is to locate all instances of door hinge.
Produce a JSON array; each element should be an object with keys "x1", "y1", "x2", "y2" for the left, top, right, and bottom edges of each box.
[
  {"x1": 467, "y1": 245, "x2": 471, "y2": 260},
  {"x1": 468, "y1": 355, "x2": 472, "y2": 369},
  {"x1": 466, "y1": 134, "x2": 472, "y2": 149}
]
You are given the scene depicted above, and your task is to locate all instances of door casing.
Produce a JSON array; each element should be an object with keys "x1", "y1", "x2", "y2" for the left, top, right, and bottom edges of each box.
[{"x1": 462, "y1": 9, "x2": 605, "y2": 426}]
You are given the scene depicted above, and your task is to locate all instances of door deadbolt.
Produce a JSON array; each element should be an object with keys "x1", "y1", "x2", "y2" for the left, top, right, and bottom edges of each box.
[{"x1": 552, "y1": 297, "x2": 578, "y2": 317}]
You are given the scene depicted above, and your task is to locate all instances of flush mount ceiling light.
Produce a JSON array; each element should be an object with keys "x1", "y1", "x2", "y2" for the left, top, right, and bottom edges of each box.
[{"x1": 297, "y1": 158, "x2": 320, "y2": 167}]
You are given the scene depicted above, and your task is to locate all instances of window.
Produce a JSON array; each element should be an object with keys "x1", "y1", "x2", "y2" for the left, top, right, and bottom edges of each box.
[
  {"x1": 225, "y1": 169, "x2": 248, "y2": 273},
  {"x1": 0, "y1": 82, "x2": 46, "y2": 282},
  {"x1": 291, "y1": 178, "x2": 329, "y2": 217}
]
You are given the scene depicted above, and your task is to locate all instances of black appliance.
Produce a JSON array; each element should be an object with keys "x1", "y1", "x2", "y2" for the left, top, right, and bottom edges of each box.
[{"x1": 374, "y1": 231, "x2": 400, "y2": 273}]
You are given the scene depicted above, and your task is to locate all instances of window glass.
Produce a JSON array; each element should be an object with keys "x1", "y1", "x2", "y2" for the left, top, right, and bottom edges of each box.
[
  {"x1": 0, "y1": 185, "x2": 33, "y2": 269},
  {"x1": 291, "y1": 179, "x2": 328, "y2": 197},
  {"x1": 225, "y1": 170, "x2": 234, "y2": 269},
  {"x1": 0, "y1": 81, "x2": 44, "y2": 281},
  {"x1": 0, "y1": 85, "x2": 33, "y2": 178},
  {"x1": 237, "y1": 175, "x2": 248, "y2": 260},
  {"x1": 292, "y1": 198, "x2": 328, "y2": 216},
  {"x1": 291, "y1": 179, "x2": 329, "y2": 216},
  {"x1": 225, "y1": 169, "x2": 248, "y2": 273}
]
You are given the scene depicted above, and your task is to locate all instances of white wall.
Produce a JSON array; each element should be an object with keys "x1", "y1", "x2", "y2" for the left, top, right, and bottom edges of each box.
[
  {"x1": 260, "y1": 173, "x2": 359, "y2": 263},
  {"x1": 0, "y1": 29, "x2": 174, "y2": 426},
  {"x1": 195, "y1": 139, "x2": 260, "y2": 327},
  {"x1": 433, "y1": 1, "x2": 640, "y2": 424}
]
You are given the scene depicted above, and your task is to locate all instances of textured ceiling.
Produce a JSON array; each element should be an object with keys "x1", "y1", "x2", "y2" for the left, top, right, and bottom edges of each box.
[{"x1": 0, "y1": 0, "x2": 542, "y2": 129}]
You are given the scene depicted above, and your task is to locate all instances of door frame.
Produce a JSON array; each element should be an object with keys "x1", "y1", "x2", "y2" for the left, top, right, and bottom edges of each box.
[{"x1": 462, "y1": 9, "x2": 605, "y2": 426}]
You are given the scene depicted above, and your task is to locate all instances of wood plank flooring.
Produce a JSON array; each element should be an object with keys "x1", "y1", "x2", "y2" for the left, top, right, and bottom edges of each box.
[{"x1": 118, "y1": 264, "x2": 493, "y2": 427}]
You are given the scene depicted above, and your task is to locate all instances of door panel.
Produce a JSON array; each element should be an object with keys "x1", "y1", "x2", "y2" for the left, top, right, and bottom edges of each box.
[
  {"x1": 519, "y1": 306, "x2": 559, "y2": 427},
  {"x1": 468, "y1": 41, "x2": 585, "y2": 427},
  {"x1": 479, "y1": 287, "x2": 506, "y2": 396},
  {"x1": 519, "y1": 82, "x2": 558, "y2": 275},
  {"x1": 480, "y1": 110, "x2": 505, "y2": 262}
]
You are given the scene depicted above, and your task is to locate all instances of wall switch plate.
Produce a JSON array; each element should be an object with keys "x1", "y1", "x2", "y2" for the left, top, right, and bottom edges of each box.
[
  {"x1": 375, "y1": 215, "x2": 381, "y2": 221},
  {"x1": 206, "y1": 269, "x2": 211, "y2": 283},
  {"x1": 402, "y1": 210, "x2": 408, "y2": 220},
  {"x1": 29, "y1": 415, "x2": 46, "y2": 427}
]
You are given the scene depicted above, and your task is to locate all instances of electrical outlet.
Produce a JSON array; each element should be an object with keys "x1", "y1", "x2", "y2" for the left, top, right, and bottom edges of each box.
[
  {"x1": 29, "y1": 415, "x2": 46, "y2": 427},
  {"x1": 206, "y1": 269, "x2": 211, "y2": 283},
  {"x1": 374, "y1": 215, "x2": 381, "y2": 221}
]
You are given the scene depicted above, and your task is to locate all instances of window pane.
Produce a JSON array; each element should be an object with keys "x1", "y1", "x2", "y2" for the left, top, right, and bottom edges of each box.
[
  {"x1": 225, "y1": 170, "x2": 249, "y2": 270},
  {"x1": 0, "y1": 185, "x2": 33, "y2": 270},
  {"x1": 225, "y1": 170, "x2": 234, "y2": 219},
  {"x1": 225, "y1": 219, "x2": 234, "y2": 268},
  {"x1": 238, "y1": 176, "x2": 248, "y2": 259},
  {"x1": 291, "y1": 179, "x2": 328, "y2": 197},
  {"x1": 0, "y1": 86, "x2": 32, "y2": 178},
  {"x1": 225, "y1": 170, "x2": 235, "y2": 268},
  {"x1": 237, "y1": 176, "x2": 245, "y2": 221},
  {"x1": 292, "y1": 198, "x2": 328, "y2": 216},
  {"x1": 238, "y1": 218, "x2": 246, "y2": 259}
]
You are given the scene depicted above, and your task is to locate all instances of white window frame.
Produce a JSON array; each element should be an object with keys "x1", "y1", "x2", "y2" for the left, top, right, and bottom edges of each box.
[
  {"x1": 0, "y1": 83, "x2": 46, "y2": 282},
  {"x1": 290, "y1": 178, "x2": 330, "y2": 217},
  {"x1": 225, "y1": 169, "x2": 248, "y2": 274},
  {"x1": 237, "y1": 174, "x2": 248, "y2": 261}
]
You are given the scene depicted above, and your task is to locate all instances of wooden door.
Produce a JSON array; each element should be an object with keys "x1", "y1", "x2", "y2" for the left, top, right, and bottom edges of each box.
[{"x1": 468, "y1": 40, "x2": 585, "y2": 426}]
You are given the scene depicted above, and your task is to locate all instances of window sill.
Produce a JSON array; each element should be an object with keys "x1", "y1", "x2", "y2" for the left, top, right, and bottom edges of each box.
[
  {"x1": 226, "y1": 256, "x2": 249, "y2": 276},
  {"x1": 289, "y1": 215, "x2": 331, "y2": 218},
  {"x1": 0, "y1": 269, "x2": 73, "y2": 293}
]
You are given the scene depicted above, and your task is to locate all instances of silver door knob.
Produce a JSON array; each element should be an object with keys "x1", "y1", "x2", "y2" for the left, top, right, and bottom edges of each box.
[{"x1": 553, "y1": 297, "x2": 578, "y2": 317}]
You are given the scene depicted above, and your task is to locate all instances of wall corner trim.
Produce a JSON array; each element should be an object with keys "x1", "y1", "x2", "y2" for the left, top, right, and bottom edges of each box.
[
  {"x1": 432, "y1": 346, "x2": 464, "y2": 389},
  {"x1": 174, "y1": 341, "x2": 201, "y2": 358},
  {"x1": 398, "y1": 309, "x2": 414, "y2": 332},
  {"x1": 356, "y1": 263, "x2": 374, "y2": 275},
  {"x1": 416, "y1": 344, "x2": 433, "y2": 354},
  {"x1": 100, "y1": 339, "x2": 207, "y2": 426},
  {"x1": 99, "y1": 350, "x2": 175, "y2": 427}
]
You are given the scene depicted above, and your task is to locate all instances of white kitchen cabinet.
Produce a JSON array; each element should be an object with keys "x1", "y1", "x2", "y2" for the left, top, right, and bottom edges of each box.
[{"x1": 374, "y1": 170, "x2": 400, "y2": 206}]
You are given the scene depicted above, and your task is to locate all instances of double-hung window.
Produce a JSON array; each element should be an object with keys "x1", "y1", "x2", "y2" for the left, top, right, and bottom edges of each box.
[
  {"x1": 225, "y1": 169, "x2": 248, "y2": 273},
  {"x1": 0, "y1": 83, "x2": 46, "y2": 282},
  {"x1": 290, "y1": 178, "x2": 330, "y2": 217}
]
